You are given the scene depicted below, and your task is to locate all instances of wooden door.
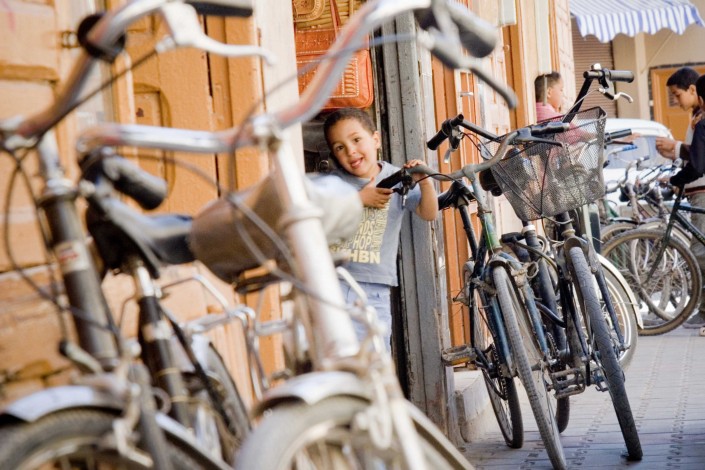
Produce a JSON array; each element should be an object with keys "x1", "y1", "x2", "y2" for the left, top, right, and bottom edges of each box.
[{"x1": 652, "y1": 65, "x2": 705, "y2": 141}]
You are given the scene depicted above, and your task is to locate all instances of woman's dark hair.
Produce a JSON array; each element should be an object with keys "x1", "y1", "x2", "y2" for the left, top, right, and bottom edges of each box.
[
  {"x1": 695, "y1": 74, "x2": 705, "y2": 102},
  {"x1": 323, "y1": 108, "x2": 376, "y2": 148},
  {"x1": 666, "y1": 67, "x2": 699, "y2": 90},
  {"x1": 534, "y1": 71, "x2": 561, "y2": 102}
]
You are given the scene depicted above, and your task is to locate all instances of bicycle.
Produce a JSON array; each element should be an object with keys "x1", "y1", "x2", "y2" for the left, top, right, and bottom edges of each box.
[
  {"x1": 601, "y1": 183, "x2": 704, "y2": 335},
  {"x1": 424, "y1": 65, "x2": 642, "y2": 463},
  {"x1": 0, "y1": 1, "x2": 273, "y2": 467},
  {"x1": 599, "y1": 158, "x2": 688, "y2": 245},
  {"x1": 513, "y1": 66, "x2": 643, "y2": 460},
  {"x1": 67, "y1": 0, "x2": 509, "y2": 468},
  {"x1": 380, "y1": 118, "x2": 572, "y2": 468}
]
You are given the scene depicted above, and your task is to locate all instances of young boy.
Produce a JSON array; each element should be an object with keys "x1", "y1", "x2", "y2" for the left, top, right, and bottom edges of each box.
[
  {"x1": 669, "y1": 73, "x2": 705, "y2": 328},
  {"x1": 656, "y1": 67, "x2": 702, "y2": 160},
  {"x1": 535, "y1": 71, "x2": 565, "y2": 122},
  {"x1": 323, "y1": 108, "x2": 438, "y2": 350}
]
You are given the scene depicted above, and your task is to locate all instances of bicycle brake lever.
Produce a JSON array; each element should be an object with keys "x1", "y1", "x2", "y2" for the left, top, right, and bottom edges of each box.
[
  {"x1": 513, "y1": 128, "x2": 562, "y2": 147},
  {"x1": 159, "y1": 3, "x2": 276, "y2": 64},
  {"x1": 598, "y1": 87, "x2": 634, "y2": 103}
]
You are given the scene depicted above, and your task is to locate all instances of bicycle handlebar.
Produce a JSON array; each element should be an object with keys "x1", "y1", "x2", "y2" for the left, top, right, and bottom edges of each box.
[
  {"x1": 584, "y1": 68, "x2": 634, "y2": 83},
  {"x1": 186, "y1": 0, "x2": 254, "y2": 17},
  {"x1": 427, "y1": 115, "x2": 465, "y2": 151},
  {"x1": 567, "y1": 65, "x2": 635, "y2": 118},
  {"x1": 80, "y1": 151, "x2": 168, "y2": 210},
  {"x1": 605, "y1": 128, "x2": 632, "y2": 143},
  {"x1": 3, "y1": 0, "x2": 268, "y2": 144},
  {"x1": 381, "y1": 119, "x2": 554, "y2": 190},
  {"x1": 63, "y1": 0, "x2": 516, "y2": 161},
  {"x1": 427, "y1": 115, "x2": 569, "y2": 151},
  {"x1": 277, "y1": 0, "x2": 517, "y2": 130},
  {"x1": 415, "y1": 2, "x2": 498, "y2": 59}
]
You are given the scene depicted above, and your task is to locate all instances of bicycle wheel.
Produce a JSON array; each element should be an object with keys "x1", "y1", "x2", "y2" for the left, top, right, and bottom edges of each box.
[
  {"x1": 599, "y1": 255, "x2": 638, "y2": 369},
  {"x1": 234, "y1": 396, "x2": 461, "y2": 470},
  {"x1": 0, "y1": 409, "x2": 202, "y2": 469},
  {"x1": 601, "y1": 220, "x2": 690, "y2": 246},
  {"x1": 469, "y1": 271, "x2": 523, "y2": 448},
  {"x1": 568, "y1": 246, "x2": 642, "y2": 460},
  {"x1": 600, "y1": 221, "x2": 636, "y2": 244},
  {"x1": 186, "y1": 344, "x2": 251, "y2": 464},
  {"x1": 601, "y1": 228, "x2": 701, "y2": 335},
  {"x1": 492, "y1": 267, "x2": 566, "y2": 470}
]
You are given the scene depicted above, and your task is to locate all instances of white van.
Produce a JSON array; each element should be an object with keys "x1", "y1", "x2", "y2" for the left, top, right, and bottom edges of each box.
[{"x1": 602, "y1": 118, "x2": 674, "y2": 212}]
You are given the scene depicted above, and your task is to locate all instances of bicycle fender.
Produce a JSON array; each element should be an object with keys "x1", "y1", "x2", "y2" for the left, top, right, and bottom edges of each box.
[
  {"x1": 0, "y1": 385, "x2": 125, "y2": 423},
  {"x1": 251, "y1": 371, "x2": 370, "y2": 417},
  {"x1": 606, "y1": 217, "x2": 636, "y2": 224},
  {"x1": 406, "y1": 403, "x2": 474, "y2": 469},
  {"x1": 155, "y1": 413, "x2": 231, "y2": 470},
  {"x1": 598, "y1": 254, "x2": 644, "y2": 329},
  {"x1": 1, "y1": 386, "x2": 231, "y2": 469}
]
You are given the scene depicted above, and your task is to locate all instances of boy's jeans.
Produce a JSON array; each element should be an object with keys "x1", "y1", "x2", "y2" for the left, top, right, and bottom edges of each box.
[{"x1": 340, "y1": 281, "x2": 392, "y2": 352}]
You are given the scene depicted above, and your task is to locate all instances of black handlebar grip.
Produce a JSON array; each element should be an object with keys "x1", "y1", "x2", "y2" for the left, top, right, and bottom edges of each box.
[
  {"x1": 606, "y1": 69, "x2": 634, "y2": 83},
  {"x1": 447, "y1": 3, "x2": 498, "y2": 58},
  {"x1": 605, "y1": 128, "x2": 633, "y2": 142},
  {"x1": 427, "y1": 114, "x2": 464, "y2": 150},
  {"x1": 376, "y1": 170, "x2": 403, "y2": 189},
  {"x1": 416, "y1": 5, "x2": 497, "y2": 59},
  {"x1": 427, "y1": 129, "x2": 449, "y2": 151},
  {"x1": 103, "y1": 157, "x2": 168, "y2": 210},
  {"x1": 186, "y1": 1, "x2": 254, "y2": 17},
  {"x1": 530, "y1": 122, "x2": 570, "y2": 136}
]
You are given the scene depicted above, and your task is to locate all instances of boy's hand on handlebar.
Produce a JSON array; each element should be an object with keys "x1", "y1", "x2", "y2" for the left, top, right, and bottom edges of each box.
[
  {"x1": 360, "y1": 176, "x2": 393, "y2": 208},
  {"x1": 404, "y1": 159, "x2": 430, "y2": 183}
]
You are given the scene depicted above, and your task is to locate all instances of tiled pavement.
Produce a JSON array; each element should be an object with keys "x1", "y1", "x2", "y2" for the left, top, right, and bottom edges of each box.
[{"x1": 459, "y1": 327, "x2": 705, "y2": 469}]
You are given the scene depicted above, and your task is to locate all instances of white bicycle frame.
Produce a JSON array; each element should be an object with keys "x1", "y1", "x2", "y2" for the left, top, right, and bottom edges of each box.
[{"x1": 60, "y1": 1, "x2": 486, "y2": 468}]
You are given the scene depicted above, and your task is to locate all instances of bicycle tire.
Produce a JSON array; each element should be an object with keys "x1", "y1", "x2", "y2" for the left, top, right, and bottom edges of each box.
[
  {"x1": 600, "y1": 220, "x2": 690, "y2": 246},
  {"x1": 599, "y1": 256, "x2": 638, "y2": 369},
  {"x1": 492, "y1": 267, "x2": 566, "y2": 470},
  {"x1": 600, "y1": 221, "x2": 637, "y2": 244},
  {"x1": 601, "y1": 228, "x2": 701, "y2": 335},
  {"x1": 0, "y1": 409, "x2": 202, "y2": 469},
  {"x1": 191, "y1": 344, "x2": 251, "y2": 463},
  {"x1": 234, "y1": 396, "x2": 462, "y2": 470},
  {"x1": 470, "y1": 294, "x2": 523, "y2": 447},
  {"x1": 555, "y1": 396, "x2": 570, "y2": 434},
  {"x1": 568, "y1": 246, "x2": 643, "y2": 460}
]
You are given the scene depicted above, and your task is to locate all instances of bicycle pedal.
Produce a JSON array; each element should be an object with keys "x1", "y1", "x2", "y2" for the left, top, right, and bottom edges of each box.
[
  {"x1": 441, "y1": 345, "x2": 476, "y2": 366},
  {"x1": 550, "y1": 368, "x2": 586, "y2": 398}
]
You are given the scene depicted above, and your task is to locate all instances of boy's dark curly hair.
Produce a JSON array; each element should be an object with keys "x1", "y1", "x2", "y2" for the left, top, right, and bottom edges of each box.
[
  {"x1": 666, "y1": 67, "x2": 699, "y2": 90},
  {"x1": 323, "y1": 108, "x2": 376, "y2": 148}
]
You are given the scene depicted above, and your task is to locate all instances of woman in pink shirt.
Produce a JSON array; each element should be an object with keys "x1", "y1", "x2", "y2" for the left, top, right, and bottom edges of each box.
[{"x1": 535, "y1": 72, "x2": 564, "y2": 122}]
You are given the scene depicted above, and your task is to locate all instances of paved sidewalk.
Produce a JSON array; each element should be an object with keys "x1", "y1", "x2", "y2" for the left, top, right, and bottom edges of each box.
[{"x1": 459, "y1": 327, "x2": 705, "y2": 469}]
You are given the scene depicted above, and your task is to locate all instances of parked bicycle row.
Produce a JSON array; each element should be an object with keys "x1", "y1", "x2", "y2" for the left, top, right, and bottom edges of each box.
[
  {"x1": 0, "y1": 0, "x2": 652, "y2": 469},
  {"x1": 597, "y1": 67, "x2": 705, "y2": 338}
]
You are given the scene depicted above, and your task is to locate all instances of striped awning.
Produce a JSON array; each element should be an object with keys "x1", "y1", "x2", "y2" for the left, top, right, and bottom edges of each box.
[{"x1": 570, "y1": 0, "x2": 705, "y2": 43}]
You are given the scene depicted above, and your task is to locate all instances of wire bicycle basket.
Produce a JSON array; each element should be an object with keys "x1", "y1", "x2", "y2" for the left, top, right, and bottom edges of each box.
[{"x1": 483, "y1": 107, "x2": 607, "y2": 221}]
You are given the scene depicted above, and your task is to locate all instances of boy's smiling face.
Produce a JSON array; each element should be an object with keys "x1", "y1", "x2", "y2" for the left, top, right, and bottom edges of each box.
[{"x1": 328, "y1": 118, "x2": 382, "y2": 180}]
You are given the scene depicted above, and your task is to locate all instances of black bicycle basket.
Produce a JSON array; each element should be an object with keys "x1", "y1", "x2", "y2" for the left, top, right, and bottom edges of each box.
[{"x1": 482, "y1": 107, "x2": 607, "y2": 221}]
